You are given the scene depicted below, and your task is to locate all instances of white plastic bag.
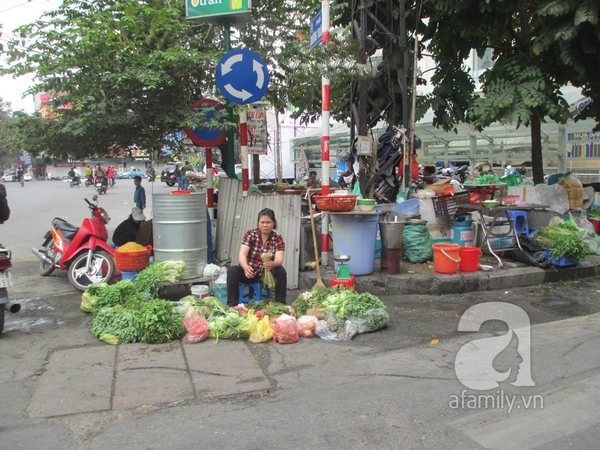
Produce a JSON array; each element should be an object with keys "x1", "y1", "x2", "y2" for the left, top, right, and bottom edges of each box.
[
  {"x1": 535, "y1": 184, "x2": 570, "y2": 214},
  {"x1": 203, "y1": 263, "x2": 220, "y2": 278},
  {"x1": 215, "y1": 267, "x2": 228, "y2": 284}
]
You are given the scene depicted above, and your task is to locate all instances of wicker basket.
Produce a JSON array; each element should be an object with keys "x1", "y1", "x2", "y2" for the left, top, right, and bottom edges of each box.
[
  {"x1": 313, "y1": 195, "x2": 358, "y2": 212},
  {"x1": 432, "y1": 191, "x2": 469, "y2": 217},
  {"x1": 114, "y1": 245, "x2": 152, "y2": 272}
]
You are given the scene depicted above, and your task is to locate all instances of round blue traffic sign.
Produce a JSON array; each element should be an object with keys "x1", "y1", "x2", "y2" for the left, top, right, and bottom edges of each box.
[
  {"x1": 215, "y1": 49, "x2": 270, "y2": 105},
  {"x1": 184, "y1": 99, "x2": 227, "y2": 147}
]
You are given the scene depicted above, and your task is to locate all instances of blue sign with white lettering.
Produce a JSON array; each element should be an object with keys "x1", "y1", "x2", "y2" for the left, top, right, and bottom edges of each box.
[
  {"x1": 215, "y1": 49, "x2": 269, "y2": 105},
  {"x1": 310, "y1": 11, "x2": 322, "y2": 51}
]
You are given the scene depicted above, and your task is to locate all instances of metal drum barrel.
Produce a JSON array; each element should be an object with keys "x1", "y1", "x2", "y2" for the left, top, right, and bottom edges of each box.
[{"x1": 153, "y1": 192, "x2": 207, "y2": 280}]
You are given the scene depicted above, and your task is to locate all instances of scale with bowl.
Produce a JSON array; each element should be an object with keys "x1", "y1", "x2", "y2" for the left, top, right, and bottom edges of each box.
[{"x1": 330, "y1": 254, "x2": 356, "y2": 290}]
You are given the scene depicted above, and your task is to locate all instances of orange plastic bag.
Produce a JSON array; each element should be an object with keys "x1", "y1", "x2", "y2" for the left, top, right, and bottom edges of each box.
[
  {"x1": 249, "y1": 316, "x2": 274, "y2": 343},
  {"x1": 183, "y1": 315, "x2": 209, "y2": 344},
  {"x1": 273, "y1": 316, "x2": 299, "y2": 344}
]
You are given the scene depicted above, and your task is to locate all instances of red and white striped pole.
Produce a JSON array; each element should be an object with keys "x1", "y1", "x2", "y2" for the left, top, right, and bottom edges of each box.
[
  {"x1": 240, "y1": 107, "x2": 249, "y2": 196},
  {"x1": 320, "y1": 0, "x2": 330, "y2": 266},
  {"x1": 206, "y1": 147, "x2": 214, "y2": 220}
]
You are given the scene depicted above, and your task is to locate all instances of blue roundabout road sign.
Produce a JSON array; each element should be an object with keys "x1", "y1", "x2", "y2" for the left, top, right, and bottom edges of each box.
[{"x1": 215, "y1": 49, "x2": 270, "y2": 105}]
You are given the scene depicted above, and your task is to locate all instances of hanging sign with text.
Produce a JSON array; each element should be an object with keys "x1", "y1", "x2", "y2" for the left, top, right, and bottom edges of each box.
[{"x1": 247, "y1": 107, "x2": 268, "y2": 155}]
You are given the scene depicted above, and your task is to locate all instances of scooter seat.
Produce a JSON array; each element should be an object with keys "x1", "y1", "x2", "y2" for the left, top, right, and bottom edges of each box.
[{"x1": 53, "y1": 218, "x2": 79, "y2": 242}]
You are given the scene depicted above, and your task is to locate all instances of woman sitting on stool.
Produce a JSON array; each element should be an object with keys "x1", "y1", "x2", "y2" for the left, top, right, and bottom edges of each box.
[{"x1": 227, "y1": 208, "x2": 287, "y2": 306}]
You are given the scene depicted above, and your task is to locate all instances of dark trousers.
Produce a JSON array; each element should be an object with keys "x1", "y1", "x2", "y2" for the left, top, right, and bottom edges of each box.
[{"x1": 227, "y1": 265, "x2": 287, "y2": 306}]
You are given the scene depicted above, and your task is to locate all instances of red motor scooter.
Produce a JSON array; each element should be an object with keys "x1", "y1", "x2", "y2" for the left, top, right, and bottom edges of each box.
[{"x1": 32, "y1": 196, "x2": 116, "y2": 291}]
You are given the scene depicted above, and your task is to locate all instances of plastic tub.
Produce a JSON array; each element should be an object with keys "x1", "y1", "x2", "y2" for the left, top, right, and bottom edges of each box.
[
  {"x1": 121, "y1": 271, "x2": 140, "y2": 282},
  {"x1": 459, "y1": 247, "x2": 482, "y2": 272},
  {"x1": 191, "y1": 285, "x2": 209, "y2": 299},
  {"x1": 432, "y1": 243, "x2": 461, "y2": 274},
  {"x1": 395, "y1": 198, "x2": 421, "y2": 216},
  {"x1": 330, "y1": 214, "x2": 378, "y2": 275}
]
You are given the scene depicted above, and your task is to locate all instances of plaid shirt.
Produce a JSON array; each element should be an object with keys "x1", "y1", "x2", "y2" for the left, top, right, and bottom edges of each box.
[{"x1": 241, "y1": 228, "x2": 285, "y2": 277}]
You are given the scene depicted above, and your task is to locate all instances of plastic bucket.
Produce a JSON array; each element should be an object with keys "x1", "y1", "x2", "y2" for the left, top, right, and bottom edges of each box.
[
  {"x1": 459, "y1": 247, "x2": 482, "y2": 272},
  {"x1": 432, "y1": 243, "x2": 461, "y2": 274},
  {"x1": 331, "y1": 214, "x2": 378, "y2": 275},
  {"x1": 121, "y1": 271, "x2": 140, "y2": 281},
  {"x1": 191, "y1": 284, "x2": 209, "y2": 299}
]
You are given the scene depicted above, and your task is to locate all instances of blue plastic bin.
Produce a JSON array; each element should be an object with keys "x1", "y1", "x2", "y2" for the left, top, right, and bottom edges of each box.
[
  {"x1": 331, "y1": 213, "x2": 378, "y2": 275},
  {"x1": 121, "y1": 271, "x2": 139, "y2": 282}
]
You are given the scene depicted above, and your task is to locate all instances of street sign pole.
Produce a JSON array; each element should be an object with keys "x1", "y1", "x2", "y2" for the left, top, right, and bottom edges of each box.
[
  {"x1": 224, "y1": 23, "x2": 236, "y2": 179},
  {"x1": 240, "y1": 107, "x2": 249, "y2": 196},
  {"x1": 206, "y1": 147, "x2": 214, "y2": 219},
  {"x1": 321, "y1": 0, "x2": 331, "y2": 267}
]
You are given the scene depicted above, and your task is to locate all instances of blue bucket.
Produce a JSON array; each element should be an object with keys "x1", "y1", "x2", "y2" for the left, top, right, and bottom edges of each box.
[
  {"x1": 331, "y1": 214, "x2": 378, "y2": 275},
  {"x1": 121, "y1": 271, "x2": 139, "y2": 282}
]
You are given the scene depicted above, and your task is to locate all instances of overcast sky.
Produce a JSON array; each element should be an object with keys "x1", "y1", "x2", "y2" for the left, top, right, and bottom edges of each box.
[{"x1": 1, "y1": 0, "x2": 63, "y2": 113}]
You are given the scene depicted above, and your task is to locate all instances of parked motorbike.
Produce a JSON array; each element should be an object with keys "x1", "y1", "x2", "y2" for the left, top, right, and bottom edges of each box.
[
  {"x1": 84, "y1": 175, "x2": 94, "y2": 187},
  {"x1": 0, "y1": 244, "x2": 20, "y2": 335},
  {"x1": 69, "y1": 176, "x2": 82, "y2": 187},
  {"x1": 436, "y1": 164, "x2": 472, "y2": 185},
  {"x1": 95, "y1": 176, "x2": 107, "y2": 195},
  {"x1": 31, "y1": 196, "x2": 115, "y2": 291}
]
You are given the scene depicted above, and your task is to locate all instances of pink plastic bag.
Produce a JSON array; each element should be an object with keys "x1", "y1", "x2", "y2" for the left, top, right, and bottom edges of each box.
[
  {"x1": 273, "y1": 316, "x2": 299, "y2": 344},
  {"x1": 183, "y1": 315, "x2": 209, "y2": 344}
]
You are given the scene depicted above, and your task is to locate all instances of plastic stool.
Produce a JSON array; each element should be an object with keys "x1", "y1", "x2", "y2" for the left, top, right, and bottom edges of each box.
[
  {"x1": 507, "y1": 210, "x2": 529, "y2": 236},
  {"x1": 330, "y1": 275, "x2": 357, "y2": 291},
  {"x1": 239, "y1": 282, "x2": 271, "y2": 303}
]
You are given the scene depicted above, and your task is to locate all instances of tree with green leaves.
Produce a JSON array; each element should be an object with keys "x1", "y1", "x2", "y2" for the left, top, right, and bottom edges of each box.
[
  {"x1": 0, "y1": 99, "x2": 18, "y2": 169},
  {"x1": 2, "y1": 0, "x2": 219, "y2": 160},
  {"x1": 423, "y1": 0, "x2": 599, "y2": 184}
]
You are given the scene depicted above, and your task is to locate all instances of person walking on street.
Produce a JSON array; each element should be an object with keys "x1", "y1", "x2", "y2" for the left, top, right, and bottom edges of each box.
[
  {"x1": 133, "y1": 176, "x2": 146, "y2": 210},
  {"x1": 180, "y1": 161, "x2": 192, "y2": 190},
  {"x1": 106, "y1": 165, "x2": 115, "y2": 187},
  {"x1": 175, "y1": 163, "x2": 183, "y2": 190}
]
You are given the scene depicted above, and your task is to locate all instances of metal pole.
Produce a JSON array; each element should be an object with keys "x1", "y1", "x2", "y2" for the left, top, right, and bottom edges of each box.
[
  {"x1": 321, "y1": 0, "x2": 331, "y2": 267},
  {"x1": 224, "y1": 23, "x2": 236, "y2": 178},
  {"x1": 240, "y1": 107, "x2": 249, "y2": 196},
  {"x1": 206, "y1": 147, "x2": 214, "y2": 219}
]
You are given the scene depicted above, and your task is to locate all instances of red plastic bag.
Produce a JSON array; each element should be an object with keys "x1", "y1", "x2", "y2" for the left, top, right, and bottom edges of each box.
[
  {"x1": 183, "y1": 315, "x2": 209, "y2": 344},
  {"x1": 273, "y1": 315, "x2": 299, "y2": 344}
]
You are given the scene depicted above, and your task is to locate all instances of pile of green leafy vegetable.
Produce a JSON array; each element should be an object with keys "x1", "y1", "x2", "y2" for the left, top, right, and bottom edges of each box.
[
  {"x1": 83, "y1": 262, "x2": 188, "y2": 345},
  {"x1": 534, "y1": 222, "x2": 590, "y2": 261},
  {"x1": 464, "y1": 174, "x2": 501, "y2": 185},
  {"x1": 588, "y1": 208, "x2": 600, "y2": 220}
]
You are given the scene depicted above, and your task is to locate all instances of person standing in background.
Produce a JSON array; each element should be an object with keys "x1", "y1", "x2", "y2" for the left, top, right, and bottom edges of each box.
[
  {"x1": 133, "y1": 176, "x2": 146, "y2": 210},
  {"x1": 180, "y1": 161, "x2": 192, "y2": 190}
]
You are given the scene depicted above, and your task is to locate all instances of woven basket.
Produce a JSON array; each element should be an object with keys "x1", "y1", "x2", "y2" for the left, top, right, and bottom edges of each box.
[
  {"x1": 313, "y1": 195, "x2": 358, "y2": 212},
  {"x1": 114, "y1": 245, "x2": 152, "y2": 272}
]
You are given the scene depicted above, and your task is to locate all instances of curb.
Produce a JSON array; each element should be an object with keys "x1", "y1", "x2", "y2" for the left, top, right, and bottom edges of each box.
[{"x1": 298, "y1": 256, "x2": 600, "y2": 295}]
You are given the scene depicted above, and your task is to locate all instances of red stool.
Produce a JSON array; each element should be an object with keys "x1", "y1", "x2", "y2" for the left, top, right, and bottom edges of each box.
[{"x1": 330, "y1": 275, "x2": 357, "y2": 291}]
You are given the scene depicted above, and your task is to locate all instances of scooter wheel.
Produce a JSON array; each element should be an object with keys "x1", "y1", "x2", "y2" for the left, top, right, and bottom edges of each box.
[{"x1": 68, "y1": 250, "x2": 115, "y2": 291}]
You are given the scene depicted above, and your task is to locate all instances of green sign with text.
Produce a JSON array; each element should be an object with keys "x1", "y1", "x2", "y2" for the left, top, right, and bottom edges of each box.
[{"x1": 186, "y1": 0, "x2": 252, "y2": 25}]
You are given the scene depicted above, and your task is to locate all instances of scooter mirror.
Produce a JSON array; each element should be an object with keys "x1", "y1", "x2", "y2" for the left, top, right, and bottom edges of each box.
[{"x1": 92, "y1": 195, "x2": 98, "y2": 202}]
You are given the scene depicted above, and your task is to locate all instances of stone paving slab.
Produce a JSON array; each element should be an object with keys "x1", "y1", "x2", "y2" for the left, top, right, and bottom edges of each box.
[
  {"x1": 117, "y1": 341, "x2": 186, "y2": 371},
  {"x1": 184, "y1": 340, "x2": 271, "y2": 398},
  {"x1": 113, "y1": 368, "x2": 195, "y2": 410},
  {"x1": 28, "y1": 346, "x2": 115, "y2": 418}
]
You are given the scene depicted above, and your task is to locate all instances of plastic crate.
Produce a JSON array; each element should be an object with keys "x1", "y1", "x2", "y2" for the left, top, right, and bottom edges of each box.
[
  {"x1": 465, "y1": 184, "x2": 506, "y2": 206},
  {"x1": 431, "y1": 191, "x2": 469, "y2": 217},
  {"x1": 543, "y1": 248, "x2": 580, "y2": 267},
  {"x1": 589, "y1": 219, "x2": 600, "y2": 235}
]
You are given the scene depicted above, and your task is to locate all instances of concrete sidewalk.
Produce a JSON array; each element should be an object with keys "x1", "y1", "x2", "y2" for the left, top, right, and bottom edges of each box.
[{"x1": 298, "y1": 254, "x2": 600, "y2": 295}]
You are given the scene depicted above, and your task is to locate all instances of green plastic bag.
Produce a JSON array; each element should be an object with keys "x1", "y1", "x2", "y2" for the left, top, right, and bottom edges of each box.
[
  {"x1": 350, "y1": 181, "x2": 363, "y2": 199},
  {"x1": 402, "y1": 223, "x2": 434, "y2": 263}
]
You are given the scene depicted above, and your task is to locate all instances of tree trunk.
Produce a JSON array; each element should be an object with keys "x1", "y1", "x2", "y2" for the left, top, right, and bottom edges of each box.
[{"x1": 530, "y1": 114, "x2": 544, "y2": 185}]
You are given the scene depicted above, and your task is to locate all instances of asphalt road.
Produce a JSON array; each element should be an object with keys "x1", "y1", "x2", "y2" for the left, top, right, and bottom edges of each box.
[
  {"x1": 1, "y1": 179, "x2": 600, "y2": 449},
  {"x1": 1, "y1": 177, "x2": 171, "y2": 262}
]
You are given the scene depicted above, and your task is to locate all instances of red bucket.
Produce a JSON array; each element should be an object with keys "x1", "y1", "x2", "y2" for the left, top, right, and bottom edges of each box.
[{"x1": 459, "y1": 247, "x2": 482, "y2": 272}]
